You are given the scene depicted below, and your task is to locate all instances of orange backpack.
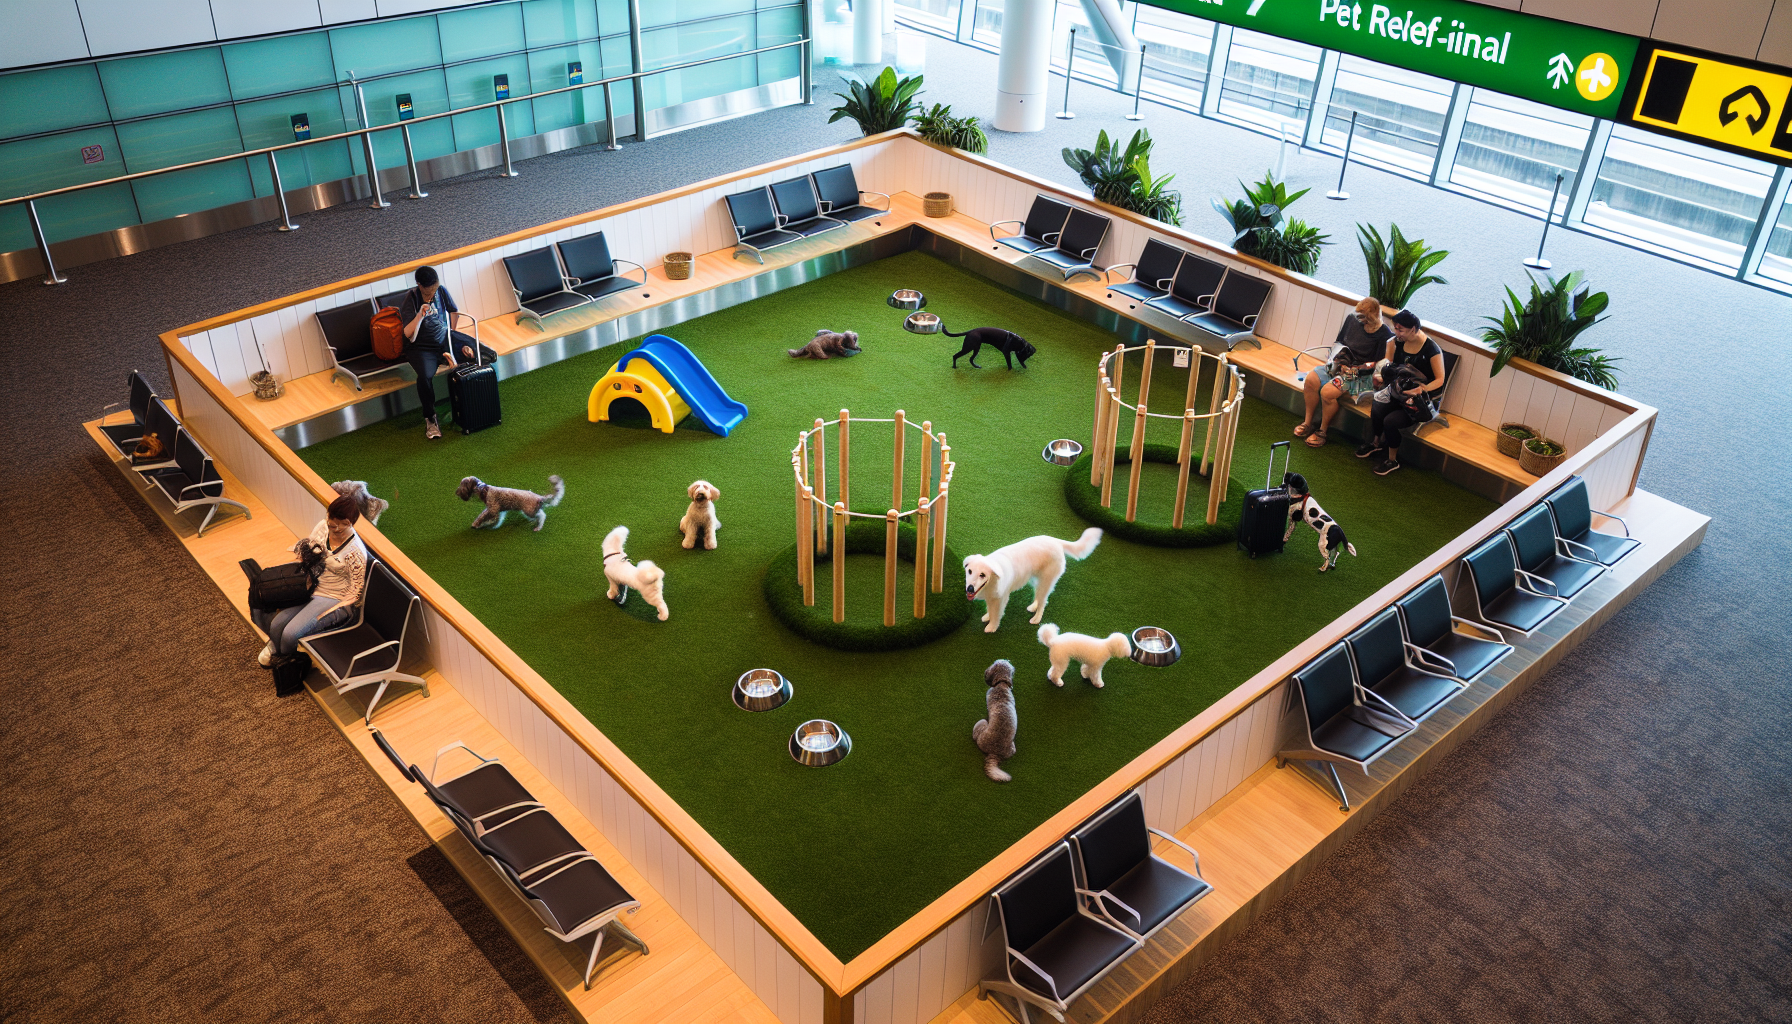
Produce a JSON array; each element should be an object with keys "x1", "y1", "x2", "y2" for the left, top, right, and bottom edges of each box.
[{"x1": 370, "y1": 305, "x2": 406, "y2": 360}]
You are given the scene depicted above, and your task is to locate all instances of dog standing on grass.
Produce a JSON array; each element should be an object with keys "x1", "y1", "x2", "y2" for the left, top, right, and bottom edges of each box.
[
  {"x1": 678, "y1": 480, "x2": 721, "y2": 550},
  {"x1": 964, "y1": 528, "x2": 1103, "y2": 632},
  {"x1": 602, "y1": 526, "x2": 669, "y2": 620},
  {"x1": 1037, "y1": 624, "x2": 1132, "y2": 688},
  {"x1": 1282, "y1": 473, "x2": 1358, "y2": 572},
  {"x1": 973, "y1": 659, "x2": 1018, "y2": 783},
  {"x1": 456, "y1": 474, "x2": 563, "y2": 531}
]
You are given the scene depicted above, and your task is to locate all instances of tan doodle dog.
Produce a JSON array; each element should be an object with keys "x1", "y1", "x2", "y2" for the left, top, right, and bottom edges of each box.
[{"x1": 678, "y1": 480, "x2": 721, "y2": 550}]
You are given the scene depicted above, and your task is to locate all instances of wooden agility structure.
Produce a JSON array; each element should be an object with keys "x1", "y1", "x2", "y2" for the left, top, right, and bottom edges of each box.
[
  {"x1": 791, "y1": 410, "x2": 956, "y2": 625},
  {"x1": 1091, "y1": 340, "x2": 1246, "y2": 527}
]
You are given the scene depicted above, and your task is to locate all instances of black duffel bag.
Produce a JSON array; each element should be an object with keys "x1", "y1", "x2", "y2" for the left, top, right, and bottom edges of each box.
[{"x1": 241, "y1": 558, "x2": 317, "y2": 611}]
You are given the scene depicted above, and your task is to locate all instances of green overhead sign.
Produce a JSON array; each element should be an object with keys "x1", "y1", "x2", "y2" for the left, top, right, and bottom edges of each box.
[{"x1": 1142, "y1": 0, "x2": 1644, "y2": 119}]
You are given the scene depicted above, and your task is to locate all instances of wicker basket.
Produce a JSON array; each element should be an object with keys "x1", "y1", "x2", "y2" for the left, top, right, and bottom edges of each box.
[
  {"x1": 1496, "y1": 422, "x2": 1535, "y2": 459},
  {"x1": 664, "y1": 252, "x2": 693, "y2": 281},
  {"x1": 923, "y1": 192, "x2": 953, "y2": 218},
  {"x1": 1519, "y1": 436, "x2": 1567, "y2": 476},
  {"x1": 249, "y1": 370, "x2": 284, "y2": 401}
]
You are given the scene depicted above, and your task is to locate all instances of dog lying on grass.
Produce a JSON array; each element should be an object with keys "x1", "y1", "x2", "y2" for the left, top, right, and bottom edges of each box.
[
  {"x1": 973, "y1": 659, "x2": 1018, "y2": 783},
  {"x1": 456, "y1": 474, "x2": 564, "y2": 531},
  {"x1": 964, "y1": 528, "x2": 1102, "y2": 632},
  {"x1": 942, "y1": 326, "x2": 1036, "y2": 369},
  {"x1": 678, "y1": 480, "x2": 720, "y2": 550},
  {"x1": 787, "y1": 329, "x2": 861, "y2": 359},
  {"x1": 1282, "y1": 473, "x2": 1358, "y2": 572},
  {"x1": 1037, "y1": 624, "x2": 1131, "y2": 688},
  {"x1": 602, "y1": 525, "x2": 668, "y2": 620}
]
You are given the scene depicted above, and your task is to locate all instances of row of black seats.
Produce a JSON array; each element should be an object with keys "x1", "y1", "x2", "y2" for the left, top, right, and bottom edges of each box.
[
  {"x1": 991, "y1": 194, "x2": 1112, "y2": 283},
  {"x1": 726, "y1": 163, "x2": 889, "y2": 262},
  {"x1": 372, "y1": 728, "x2": 648, "y2": 989},
  {"x1": 980, "y1": 791, "x2": 1212, "y2": 1023},
  {"x1": 1280, "y1": 476, "x2": 1639, "y2": 810},
  {"x1": 102, "y1": 370, "x2": 250, "y2": 536},
  {"x1": 316, "y1": 285, "x2": 479, "y2": 392}
]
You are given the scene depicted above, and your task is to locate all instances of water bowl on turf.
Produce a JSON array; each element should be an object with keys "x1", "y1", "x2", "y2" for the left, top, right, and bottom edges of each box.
[
  {"x1": 887, "y1": 289, "x2": 927, "y2": 311},
  {"x1": 789, "y1": 720, "x2": 851, "y2": 766},
  {"x1": 903, "y1": 312, "x2": 942, "y2": 334},
  {"x1": 733, "y1": 668, "x2": 793, "y2": 712},
  {"x1": 1130, "y1": 626, "x2": 1181, "y2": 667},
  {"x1": 1042, "y1": 439, "x2": 1084, "y2": 466}
]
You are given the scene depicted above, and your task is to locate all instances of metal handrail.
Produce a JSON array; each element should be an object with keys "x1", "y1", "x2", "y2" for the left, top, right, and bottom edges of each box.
[{"x1": 9, "y1": 35, "x2": 811, "y2": 283}]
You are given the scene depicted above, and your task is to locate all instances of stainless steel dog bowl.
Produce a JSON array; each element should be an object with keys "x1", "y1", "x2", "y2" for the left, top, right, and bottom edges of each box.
[
  {"x1": 887, "y1": 289, "x2": 927, "y2": 311},
  {"x1": 1042, "y1": 439, "x2": 1084, "y2": 466},
  {"x1": 903, "y1": 311, "x2": 942, "y2": 334},
  {"x1": 733, "y1": 668, "x2": 793, "y2": 712},
  {"x1": 789, "y1": 719, "x2": 851, "y2": 766},
  {"x1": 1130, "y1": 627, "x2": 1182, "y2": 667}
]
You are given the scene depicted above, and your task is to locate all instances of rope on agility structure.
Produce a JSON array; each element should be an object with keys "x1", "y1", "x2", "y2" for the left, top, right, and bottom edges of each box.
[{"x1": 1090, "y1": 342, "x2": 1246, "y2": 527}]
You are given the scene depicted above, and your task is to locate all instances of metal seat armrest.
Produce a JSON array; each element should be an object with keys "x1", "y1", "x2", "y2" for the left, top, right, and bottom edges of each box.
[
  {"x1": 1294, "y1": 344, "x2": 1335, "y2": 372},
  {"x1": 989, "y1": 219, "x2": 1024, "y2": 241},
  {"x1": 1104, "y1": 262, "x2": 1138, "y2": 284},
  {"x1": 733, "y1": 222, "x2": 749, "y2": 241},
  {"x1": 344, "y1": 639, "x2": 402, "y2": 678},
  {"x1": 1592, "y1": 509, "x2": 1630, "y2": 536},
  {"x1": 431, "y1": 740, "x2": 500, "y2": 781},
  {"x1": 859, "y1": 189, "x2": 891, "y2": 209},
  {"x1": 1076, "y1": 887, "x2": 1142, "y2": 924},
  {"x1": 1449, "y1": 615, "x2": 1506, "y2": 642},
  {"x1": 1357, "y1": 687, "x2": 1420, "y2": 730},
  {"x1": 611, "y1": 258, "x2": 649, "y2": 286},
  {"x1": 525, "y1": 851, "x2": 602, "y2": 888},
  {"x1": 561, "y1": 273, "x2": 583, "y2": 289},
  {"x1": 1513, "y1": 568, "x2": 1563, "y2": 598},
  {"x1": 450, "y1": 311, "x2": 478, "y2": 338},
  {"x1": 1196, "y1": 293, "x2": 1216, "y2": 308},
  {"x1": 475, "y1": 804, "x2": 550, "y2": 838},
  {"x1": 1043, "y1": 230, "x2": 1062, "y2": 243},
  {"x1": 473, "y1": 800, "x2": 545, "y2": 825},
  {"x1": 1146, "y1": 827, "x2": 1207, "y2": 880},
  {"x1": 773, "y1": 213, "x2": 790, "y2": 227},
  {"x1": 1242, "y1": 313, "x2": 1259, "y2": 328},
  {"x1": 1404, "y1": 641, "x2": 1458, "y2": 676},
  {"x1": 1007, "y1": 947, "x2": 1062, "y2": 1004},
  {"x1": 176, "y1": 480, "x2": 222, "y2": 498},
  {"x1": 1077, "y1": 245, "x2": 1100, "y2": 259}
]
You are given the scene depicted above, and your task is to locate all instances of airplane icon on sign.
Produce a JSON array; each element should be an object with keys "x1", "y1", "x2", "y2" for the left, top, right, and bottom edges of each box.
[{"x1": 1580, "y1": 57, "x2": 1613, "y2": 94}]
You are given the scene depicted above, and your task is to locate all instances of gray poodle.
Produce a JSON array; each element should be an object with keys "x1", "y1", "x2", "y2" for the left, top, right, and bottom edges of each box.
[{"x1": 455, "y1": 474, "x2": 565, "y2": 531}]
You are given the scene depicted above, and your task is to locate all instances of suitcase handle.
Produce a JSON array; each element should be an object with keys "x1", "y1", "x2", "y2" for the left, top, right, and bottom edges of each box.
[{"x1": 1267, "y1": 440, "x2": 1290, "y2": 490}]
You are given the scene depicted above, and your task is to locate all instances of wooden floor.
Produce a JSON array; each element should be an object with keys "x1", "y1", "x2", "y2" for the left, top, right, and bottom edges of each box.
[
  {"x1": 84, "y1": 412, "x2": 781, "y2": 1024},
  {"x1": 925, "y1": 488, "x2": 1709, "y2": 1024}
]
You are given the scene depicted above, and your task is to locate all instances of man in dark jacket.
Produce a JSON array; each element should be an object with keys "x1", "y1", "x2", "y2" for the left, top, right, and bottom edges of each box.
[{"x1": 400, "y1": 265, "x2": 493, "y2": 439}]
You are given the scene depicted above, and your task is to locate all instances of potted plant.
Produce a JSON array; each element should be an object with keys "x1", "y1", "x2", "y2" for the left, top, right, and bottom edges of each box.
[
  {"x1": 1061, "y1": 129, "x2": 1184, "y2": 225},
  {"x1": 1482, "y1": 270, "x2": 1620, "y2": 389},
  {"x1": 1520, "y1": 436, "x2": 1567, "y2": 476},
  {"x1": 1358, "y1": 223, "x2": 1449, "y2": 307},
  {"x1": 913, "y1": 103, "x2": 988, "y2": 154},
  {"x1": 1497, "y1": 423, "x2": 1535, "y2": 459},
  {"x1": 1212, "y1": 173, "x2": 1330, "y2": 273},
  {"x1": 829, "y1": 67, "x2": 924, "y2": 136}
]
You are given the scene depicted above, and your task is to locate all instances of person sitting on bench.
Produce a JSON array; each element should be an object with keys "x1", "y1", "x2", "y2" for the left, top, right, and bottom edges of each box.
[
  {"x1": 401, "y1": 266, "x2": 495, "y2": 440},
  {"x1": 255, "y1": 494, "x2": 369, "y2": 667},
  {"x1": 1358, "y1": 308, "x2": 1446, "y2": 476},
  {"x1": 1295, "y1": 296, "x2": 1391, "y2": 448}
]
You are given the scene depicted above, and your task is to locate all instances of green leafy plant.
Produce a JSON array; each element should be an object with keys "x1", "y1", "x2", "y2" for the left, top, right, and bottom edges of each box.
[
  {"x1": 1061, "y1": 129, "x2": 1184, "y2": 225},
  {"x1": 1481, "y1": 270, "x2": 1620, "y2": 390},
  {"x1": 1524, "y1": 438, "x2": 1565, "y2": 457},
  {"x1": 829, "y1": 67, "x2": 924, "y2": 136},
  {"x1": 913, "y1": 103, "x2": 989, "y2": 153},
  {"x1": 1357, "y1": 223, "x2": 1449, "y2": 307},
  {"x1": 1500, "y1": 425, "x2": 1535, "y2": 440},
  {"x1": 1211, "y1": 173, "x2": 1329, "y2": 272}
]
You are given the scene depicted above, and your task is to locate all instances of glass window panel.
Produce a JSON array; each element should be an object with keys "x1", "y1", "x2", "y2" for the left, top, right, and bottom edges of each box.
[
  {"x1": 1321, "y1": 54, "x2": 1451, "y2": 177},
  {"x1": 1135, "y1": 6, "x2": 1212, "y2": 111},
  {"x1": 116, "y1": 108, "x2": 253, "y2": 221},
  {"x1": 528, "y1": 41, "x2": 626, "y2": 132},
  {"x1": 1218, "y1": 29, "x2": 1318, "y2": 135},
  {"x1": 1049, "y1": 0, "x2": 1118, "y2": 88},
  {"x1": 222, "y1": 34, "x2": 337, "y2": 101},
  {"x1": 756, "y1": 7, "x2": 804, "y2": 80},
  {"x1": 438, "y1": 4, "x2": 527, "y2": 62},
  {"x1": 642, "y1": 0, "x2": 757, "y2": 30},
  {"x1": 0, "y1": 65, "x2": 111, "y2": 140},
  {"x1": 446, "y1": 55, "x2": 535, "y2": 149},
  {"x1": 1449, "y1": 90, "x2": 1590, "y2": 214},
  {"x1": 330, "y1": 16, "x2": 443, "y2": 80},
  {"x1": 98, "y1": 49, "x2": 233, "y2": 121},
  {"x1": 234, "y1": 88, "x2": 354, "y2": 191},
  {"x1": 0, "y1": 182, "x2": 139, "y2": 249},
  {"x1": 523, "y1": 0, "x2": 601, "y2": 45},
  {"x1": 1583, "y1": 124, "x2": 1773, "y2": 270},
  {"x1": 972, "y1": 0, "x2": 1002, "y2": 47},
  {"x1": 642, "y1": 15, "x2": 756, "y2": 107},
  {"x1": 596, "y1": 0, "x2": 630, "y2": 36},
  {"x1": 354, "y1": 69, "x2": 456, "y2": 166},
  {"x1": 894, "y1": 0, "x2": 960, "y2": 33},
  {"x1": 0, "y1": 125, "x2": 128, "y2": 205},
  {"x1": 1758, "y1": 188, "x2": 1792, "y2": 285}
]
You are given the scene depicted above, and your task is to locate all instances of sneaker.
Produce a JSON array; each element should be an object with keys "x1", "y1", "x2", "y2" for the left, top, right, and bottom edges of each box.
[
  {"x1": 1373, "y1": 458, "x2": 1401, "y2": 476},
  {"x1": 257, "y1": 641, "x2": 274, "y2": 667},
  {"x1": 425, "y1": 419, "x2": 442, "y2": 440},
  {"x1": 1355, "y1": 441, "x2": 1384, "y2": 459}
]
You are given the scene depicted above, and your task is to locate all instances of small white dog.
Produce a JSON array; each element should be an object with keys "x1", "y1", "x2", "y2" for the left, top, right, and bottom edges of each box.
[
  {"x1": 678, "y1": 480, "x2": 721, "y2": 550},
  {"x1": 964, "y1": 527, "x2": 1102, "y2": 633},
  {"x1": 601, "y1": 525, "x2": 668, "y2": 620},
  {"x1": 1281, "y1": 473, "x2": 1358, "y2": 572},
  {"x1": 1037, "y1": 624, "x2": 1132, "y2": 688}
]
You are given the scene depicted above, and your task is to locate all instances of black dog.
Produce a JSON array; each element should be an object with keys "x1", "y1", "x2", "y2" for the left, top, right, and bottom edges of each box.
[{"x1": 943, "y1": 326, "x2": 1036, "y2": 369}]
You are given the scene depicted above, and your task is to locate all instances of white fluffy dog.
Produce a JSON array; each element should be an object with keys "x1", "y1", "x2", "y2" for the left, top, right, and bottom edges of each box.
[
  {"x1": 601, "y1": 526, "x2": 668, "y2": 620},
  {"x1": 678, "y1": 480, "x2": 721, "y2": 550},
  {"x1": 1037, "y1": 624, "x2": 1131, "y2": 688},
  {"x1": 963, "y1": 527, "x2": 1102, "y2": 633}
]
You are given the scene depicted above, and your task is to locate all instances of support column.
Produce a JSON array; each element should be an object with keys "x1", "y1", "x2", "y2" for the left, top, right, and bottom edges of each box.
[
  {"x1": 1077, "y1": 0, "x2": 1141, "y2": 92},
  {"x1": 1740, "y1": 165, "x2": 1789, "y2": 280},
  {"x1": 994, "y1": 0, "x2": 1054, "y2": 132},
  {"x1": 628, "y1": 0, "x2": 649, "y2": 141},
  {"x1": 1302, "y1": 49, "x2": 1341, "y2": 149},
  {"x1": 1429, "y1": 83, "x2": 1472, "y2": 186},
  {"x1": 1562, "y1": 119, "x2": 1613, "y2": 227},
  {"x1": 854, "y1": 0, "x2": 884, "y2": 65},
  {"x1": 1199, "y1": 25, "x2": 1231, "y2": 119}
]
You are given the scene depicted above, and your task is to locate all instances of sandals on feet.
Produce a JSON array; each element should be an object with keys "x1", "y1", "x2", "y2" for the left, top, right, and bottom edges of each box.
[
  {"x1": 1293, "y1": 422, "x2": 1316, "y2": 438},
  {"x1": 1305, "y1": 430, "x2": 1327, "y2": 448}
]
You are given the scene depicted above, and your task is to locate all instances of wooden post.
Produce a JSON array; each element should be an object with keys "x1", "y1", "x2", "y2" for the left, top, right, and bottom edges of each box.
[
  {"x1": 1090, "y1": 364, "x2": 1108, "y2": 485},
  {"x1": 832, "y1": 502, "x2": 847, "y2": 623},
  {"x1": 932, "y1": 478, "x2": 949, "y2": 591},
  {"x1": 1109, "y1": 344, "x2": 1126, "y2": 453},
  {"x1": 919, "y1": 421, "x2": 934, "y2": 506},
  {"x1": 1124, "y1": 340, "x2": 1155, "y2": 522},
  {"x1": 1184, "y1": 347, "x2": 1201, "y2": 418},
  {"x1": 813, "y1": 418, "x2": 828, "y2": 555},
  {"x1": 1173, "y1": 409, "x2": 1195, "y2": 529},
  {"x1": 794, "y1": 458, "x2": 808, "y2": 593},
  {"x1": 913, "y1": 498, "x2": 930, "y2": 619},
  {"x1": 892, "y1": 410, "x2": 906, "y2": 513},
  {"x1": 1200, "y1": 354, "x2": 1226, "y2": 476},
  {"x1": 1099, "y1": 387, "x2": 1121, "y2": 508},
  {"x1": 801, "y1": 486, "x2": 816, "y2": 605},
  {"x1": 1219, "y1": 371, "x2": 1242, "y2": 502},
  {"x1": 883, "y1": 509, "x2": 899, "y2": 627},
  {"x1": 838, "y1": 409, "x2": 851, "y2": 512}
]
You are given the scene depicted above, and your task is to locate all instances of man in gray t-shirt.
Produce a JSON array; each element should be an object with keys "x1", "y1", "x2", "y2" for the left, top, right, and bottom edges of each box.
[
  {"x1": 400, "y1": 265, "x2": 491, "y2": 439},
  {"x1": 1295, "y1": 296, "x2": 1392, "y2": 447}
]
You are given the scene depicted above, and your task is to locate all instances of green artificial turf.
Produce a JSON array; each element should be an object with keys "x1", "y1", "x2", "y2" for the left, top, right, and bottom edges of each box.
[{"x1": 298, "y1": 250, "x2": 1494, "y2": 959}]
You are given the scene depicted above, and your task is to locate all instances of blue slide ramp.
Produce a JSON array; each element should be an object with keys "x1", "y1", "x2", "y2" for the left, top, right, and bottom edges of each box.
[{"x1": 616, "y1": 334, "x2": 749, "y2": 437}]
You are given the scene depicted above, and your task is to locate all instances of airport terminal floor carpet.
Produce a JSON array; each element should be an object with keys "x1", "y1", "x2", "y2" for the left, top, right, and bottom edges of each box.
[{"x1": 3, "y1": 51, "x2": 1788, "y2": 1023}]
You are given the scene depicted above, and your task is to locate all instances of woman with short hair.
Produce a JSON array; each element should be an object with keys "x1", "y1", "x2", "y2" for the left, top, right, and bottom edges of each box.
[
  {"x1": 1358, "y1": 308, "x2": 1447, "y2": 476},
  {"x1": 254, "y1": 494, "x2": 369, "y2": 667},
  {"x1": 1295, "y1": 296, "x2": 1392, "y2": 448}
]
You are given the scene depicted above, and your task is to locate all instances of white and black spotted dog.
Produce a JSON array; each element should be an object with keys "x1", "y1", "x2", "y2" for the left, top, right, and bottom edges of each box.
[{"x1": 1282, "y1": 473, "x2": 1358, "y2": 572}]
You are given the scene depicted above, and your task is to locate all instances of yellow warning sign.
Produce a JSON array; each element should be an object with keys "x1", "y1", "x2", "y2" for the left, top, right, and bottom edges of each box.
[{"x1": 1625, "y1": 46, "x2": 1792, "y2": 164}]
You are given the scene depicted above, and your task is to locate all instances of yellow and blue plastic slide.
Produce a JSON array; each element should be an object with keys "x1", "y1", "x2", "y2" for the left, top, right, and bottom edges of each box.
[{"x1": 586, "y1": 334, "x2": 748, "y2": 436}]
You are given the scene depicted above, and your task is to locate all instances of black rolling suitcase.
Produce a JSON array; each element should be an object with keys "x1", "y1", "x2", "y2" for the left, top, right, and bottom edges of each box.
[
  {"x1": 448, "y1": 348, "x2": 500, "y2": 434},
  {"x1": 1237, "y1": 440, "x2": 1291, "y2": 558}
]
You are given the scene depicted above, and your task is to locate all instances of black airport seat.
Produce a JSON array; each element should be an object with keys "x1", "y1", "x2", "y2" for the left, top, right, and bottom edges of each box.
[
  {"x1": 1394, "y1": 576, "x2": 1514, "y2": 686},
  {"x1": 1105, "y1": 239, "x2": 1185, "y2": 303},
  {"x1": 1028, "y1": 208, "x2": 1111, "y2": 282},
  {"x1": 979, "y1": 843, "x2": 1140, "y2": 1022},
  {"x1": 1144, "y1": 253, "x2": 1225, "y2": 321},
  {"x1": 1069, "y1": 791, "x2": 1211, "y2": 943},
  {"x1": 1345, "y1": 607, "x2": 1465, "y2": 725},
  {"x1": 469, "y1": 805, "x2": 588, "y2": 881},
  {"x1": 504, "y1": 246, "x2": 594, "y2": 326},
  {"x1": 300, "y1": 560, "x2": 429, "y2": 723},
  {"x1": 1186, "y1": 272, "x2": 1273, "y2": 349},
  {"x1": 1507, "y1": 504, "x2": 1604, "y2": 600},
  {"x1": 768, "y1": 176, "x2": 847, "y2": 237},
  {"x1": 377, "y1": 287, "x2": 482, "y2": 359},
  {"x1": 316, "y1": 298, "x2": 406, "y2": 391},
  {"x1": 494, "y1": 853, "x2": 647, "y2": 989},
  {"x1": 99, "y1": 370, "x2": 155, "y2": 453},
  {"x1": 1545, "y1": 477, "x2": 1640, "y2": 567},
  {"x1": 1460, "y1": 532, "x2": 1569, "y2": 638},
  {"x1": 557, "y1": 232, "x2": 647, "y2": 301},
  {"x1": 125, "y1": 396, "x2": 183, "y2": 477},
  {"x1": 810, "y1": 163, "x2": 889, "y2": 222},
  {"x1": 143, "y1": 429, "x2": 250, "y2": 536},
  {"x1": 726, "y1": 187, "x2": 804, "y2": 263},
  {"x1": 1278, "y1": 643, "x2": 1415, "y2": 811},
  {"x1": 991, "y1": 194, "x2": 1073, "y2": 256}
]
